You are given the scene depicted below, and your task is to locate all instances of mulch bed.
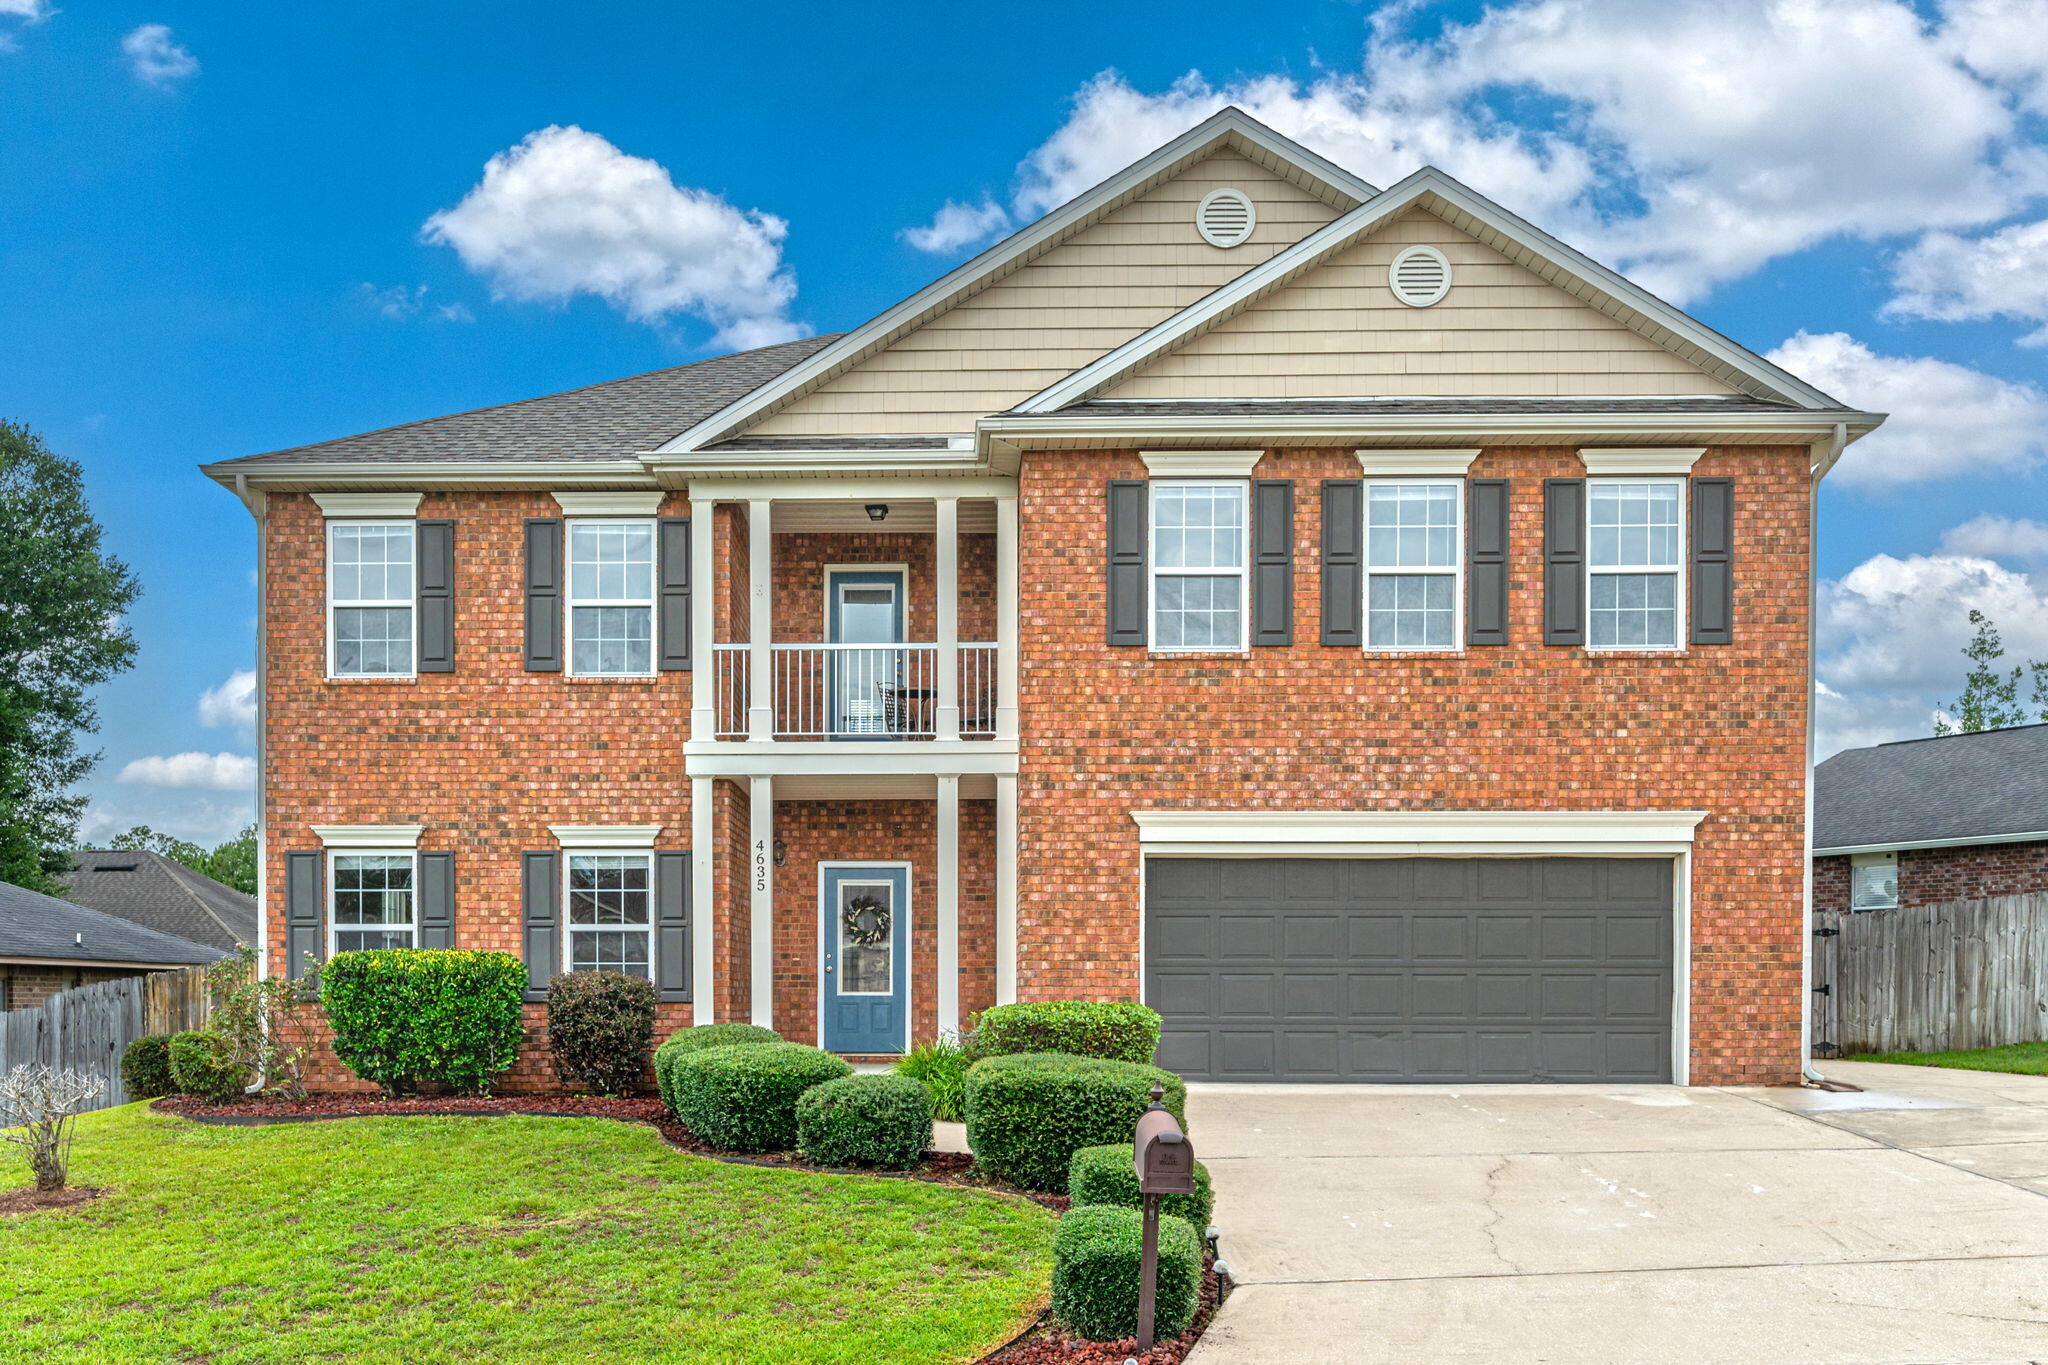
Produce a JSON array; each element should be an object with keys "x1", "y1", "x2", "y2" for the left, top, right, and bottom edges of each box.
[
  {"x1": 0, "y1": 1185, "x2": 105, "y2": 1216},
  {"x1": 981, "y1": 1254, "x2": 1229, "y2": 1365}
]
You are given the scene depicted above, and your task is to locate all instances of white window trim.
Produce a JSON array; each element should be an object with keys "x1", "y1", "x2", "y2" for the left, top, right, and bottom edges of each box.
[
  {"x1": 1585, "y1": 476, "x2": 1687, "y2": 652},
  {"x1": 564, "y1": 516, "x2": 659, "y2": 678},
  {"x1": 326, "y1": 518, "x2": 419, "y2": 680},
  {"x1": 1580, "y1": 448, "x2": 1705, "y2": 476},
  {"x1": 1362, "y1": 477, "x2": 1464, "y2": 653},
  {"x1": 552, "y1": 491, "x2": 666, "y2": 517},
  {"x1": 550, "y1": 824, "x2": 662, "y2": 849},
  {"x1": 327, "y1": 848, "x2": 419, "y2": 956},
  {"x1": 1139, "y1": 450, "x2": 1262, "y2": 478},
  {"x1": 561, "y1": 847, "x2": 657, "y2": 978},
  {"x1": 1147, "y1": 478, "x2": 1251, "y2": 654},
  {"x1": 1849, "y1": 850, "x2": 1900, "y2": 911},
  {"x1": 311, "y1": 492, "x2": 422, "y2": 518},
  {"x1": 1354, "y1": 449, "x2": 1480, "y2": 477},
  {"x1": 312, "y1": 824, "x2": 423, "y2": 848}
]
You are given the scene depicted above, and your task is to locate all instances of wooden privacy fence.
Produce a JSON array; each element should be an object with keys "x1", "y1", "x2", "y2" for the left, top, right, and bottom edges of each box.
[
  {"x1": 0, "y1": 965, "x2": 212, "y2": 1111},
  {"x1": 1814, "y1": 892, "x2": 2048, "y2": 1056}
]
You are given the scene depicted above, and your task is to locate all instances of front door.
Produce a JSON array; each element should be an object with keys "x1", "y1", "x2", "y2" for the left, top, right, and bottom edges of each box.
[
  {"x1": 826, "y1": 569, "x2": 906, "y2": 736},
  {"x1": 820, "y1": 864, "x2": 910, "y2": 1054}
]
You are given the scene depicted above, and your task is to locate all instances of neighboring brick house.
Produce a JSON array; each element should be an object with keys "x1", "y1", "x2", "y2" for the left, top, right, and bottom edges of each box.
[
  {"x1": 63, "y1": 850, "x2": 258, "y2": 953},
  {"x1": 1814, "y1": 724, "x2": 2048, "y2": 913},
  {"x1": 0, "y1": 879, "x2": 225, "y2": 1012},
  {"x1": 201, "y1": 109, "x2": 1884, "y2": 1089}
]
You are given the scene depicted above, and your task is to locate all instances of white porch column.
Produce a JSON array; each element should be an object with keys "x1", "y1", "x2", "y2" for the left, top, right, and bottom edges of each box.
[
  {"x1": 995, "y1": 495, "x2": 1020, "y2": 742},
  {"x1": 747, "y1": 499, "x2": 774, "y2": 742},
  {"x1": 937, "y1": 774, "x2": 961, "y2": 1035},
  {"x1": 749, "y1": 776, "x2": 774, "y2": 1028},
  {"x1": 994, "y1": 773, "x2": 1018, "y2": 1005},
  {"x1": 689, "y1": 498, "x2": 717, "y2": 741},
  {"x1": 934, "y1": 496, "x2": 961, "y2": 741},
  {"x1": 691, "y1": 776, "x2": 716, "y2": 1019}
]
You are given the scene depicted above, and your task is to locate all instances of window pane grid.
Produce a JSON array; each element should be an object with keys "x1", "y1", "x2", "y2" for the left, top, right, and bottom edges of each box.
[
  {"x1": 1364, "y1": 481, "x2": 1460, "y2": 650},
  {"x1": 329, "y1": 521, "x2": 415, "y2": 676},
  {"x1": 567, "y1": 854, "x2": 654, "y2": 978},
  {"x1": 332, "y1": 853, "x2": 416, "y2": 953},
  {"x1": 566, "y1": 519, "x2": 656, "y2": 675},
  {"x1": 1588, "y1": 479, "x2": 1682, "y2": 648},
  {"x1": 1151, "y1": 481, "x2": 1247, "y2": 651}
]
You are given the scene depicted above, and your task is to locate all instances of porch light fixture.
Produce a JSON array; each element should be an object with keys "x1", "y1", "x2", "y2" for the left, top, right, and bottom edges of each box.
[
  {"x1": 772, "y1": 836, "x2": 786, "y2": 866},
  {"x1": 865, "y1": 503, "x2": 889, "y2": 522}
]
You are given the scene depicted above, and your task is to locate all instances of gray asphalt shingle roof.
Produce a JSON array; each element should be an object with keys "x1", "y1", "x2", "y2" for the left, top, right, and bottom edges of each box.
[
  {"x1": 62, "y1": 850, "x2": 258, "y2": 952},
  {"x1": 0, "y1": 878, "x2": 228, "y2": 967},
  {"x1": 1813, "y1": 724, "x2": 2048, "y2": 852}
]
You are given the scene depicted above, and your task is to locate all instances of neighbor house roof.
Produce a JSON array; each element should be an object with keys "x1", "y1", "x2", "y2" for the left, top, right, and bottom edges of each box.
[
  {"x1": 0, "y1": 878, "x2": 229, "y2": 968},
  {"x1": 62, "y1": 850, "x2": 258, "y2": 952},
  {"x1": 1813, "y1": 724, "x2": 2048, "y2": 854}
]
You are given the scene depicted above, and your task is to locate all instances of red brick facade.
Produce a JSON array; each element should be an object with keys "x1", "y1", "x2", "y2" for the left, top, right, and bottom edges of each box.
[{"x1": 1815, "y1": 841, "x2": 2048, "y2": 912}]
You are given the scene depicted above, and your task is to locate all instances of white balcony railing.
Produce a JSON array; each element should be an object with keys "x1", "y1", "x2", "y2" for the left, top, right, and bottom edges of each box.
[{"x1": 713, "y1": 642, "x2": 999, "y2": 740}]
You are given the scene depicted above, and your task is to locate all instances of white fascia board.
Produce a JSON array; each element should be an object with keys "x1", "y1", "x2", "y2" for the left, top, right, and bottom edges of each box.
[
  {"x1": 1132, "y1": 809, "x2": 1708, "y2": 853},
  {"x1": 1813, "y1": 829, "x2": 2048, "y2": 857},
  {"x1": 1356, "y1": 449, "x2": 1481, "y2": 476},
  {"x1": 552, "y1": 491, "x2": 667, "y2": 516},
  {"x1": 310, "y1": 492, "x2": 423, "y2": 518},
  {"x1": 1139, "y1": 449, "x2": 1264, "y2": 477},
  {"x1": 981, "y1": 410, "x2": 1884, "y2": 447},
  {"x1": 312, "y1": 824, "x2": 423, "y2": 848},
  {"x1": 1580, "y1": 447, "x2": 1707, "y2": 475},
  {"x1": 641, "y1": 448, "x2": 988, "y2": 478},
  {"x1": 205, "y1": 461, "x2": 655, "y2": 492},
  {"x1": 550, "y1": 824, "x2": 664, "y2": 849},
  {"x1": 681, "y1": 475, "x2": 1018, "y2": 503}
]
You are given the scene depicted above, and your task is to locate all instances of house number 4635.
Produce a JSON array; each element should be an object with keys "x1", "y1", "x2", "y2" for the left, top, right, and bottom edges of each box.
[{"x1": 753, "y1": 839, "x2": 768, "y2": 893}]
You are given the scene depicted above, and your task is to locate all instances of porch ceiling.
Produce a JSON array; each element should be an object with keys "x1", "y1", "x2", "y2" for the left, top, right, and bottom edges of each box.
[{"x1": 768, "y1": 499, "x2": 999, "y2": 533}]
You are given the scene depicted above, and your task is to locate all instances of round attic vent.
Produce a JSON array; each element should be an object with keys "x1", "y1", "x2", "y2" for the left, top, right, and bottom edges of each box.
[
  {"x1": 1389, "y1": 244, "x2": 1452, "y2": 306},
  {"x1": 1196, "y1": 188, "x2": 1256, "y2": 248}
]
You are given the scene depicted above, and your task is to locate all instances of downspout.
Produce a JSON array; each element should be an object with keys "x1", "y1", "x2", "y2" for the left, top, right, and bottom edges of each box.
[
  {"x1": 235, "y1": 473, "x2": 270, "y2": 1091},
  {"x1": 1802, "y1": 425, "x2": 1847, "y2": 1086}
]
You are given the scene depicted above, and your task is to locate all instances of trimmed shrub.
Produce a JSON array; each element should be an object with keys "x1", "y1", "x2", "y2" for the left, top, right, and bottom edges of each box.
[
  {"x1": 969, "y1": 1001, "x2": 1161, "y2": 1065},
  {"x1": 665, "y1": 1042, "x2": 851, "y2": 1152},
  {"x1": 893, "y1": 1037, "x2": 969, "y2": 1122},
  {"x1": 796, "y1": 1074, "x2": 933, "y2": 1169},
  {"x1": 654, "y1": 1023, "x2": 781, "y2": 1114},
  {"x1": 547, "y1": 970, "x2": 658, "y2": 1095},
  {"x1": 120, "y1": 1034, "x2": 177, "y2": 1100},
  {"x1": 963, "y1": 1053, "x2": 1187, "y2": 1193},
  {"x1": 1068, "y1": 1142, "x2": 1214, "y2": 1229},
  {"x1": 1052, "y1": 1204, "x2": 1203, "y2": 1342},
  {"x1": 167, "y1": 1030, "x2": 249, "y2": 1103},
  {"x1": 320, "y1": 949, "x2": 526, "y2": 1096}
]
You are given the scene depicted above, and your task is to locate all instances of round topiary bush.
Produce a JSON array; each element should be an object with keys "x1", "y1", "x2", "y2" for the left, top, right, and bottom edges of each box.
[
  {"x1": 546, "y1": 970, "x2": 658, "y2": 1095},
  {"x1": 967, "y1": 1001, "x2": 1161, "y2": 1065},
  {"x1": 795, "y1": 1074, "x2": 934, "y2": 1169},
  {"x1": 120, "y1": 1034, "x2": 177, "y2": 1100},
  {"x1": 665, "y1": 1042, "x2": 851, "y2": 1152},
  {"x1": 1051, "y1": 1204, "x2": 1203, "y2": 1342},
  {"x1": 654, "y1": 1023, "x2": 781, "y2": 1115},
  {"x1": 1067, "y1": 1142, "x2": 1214, "y2": 1229},
  {"x1": 963, "y1": 1052, "x2": 1188, "y2": 1193},
  {"x1": 167, "y1": 1030, "x2": 250, "y2": 1103}
]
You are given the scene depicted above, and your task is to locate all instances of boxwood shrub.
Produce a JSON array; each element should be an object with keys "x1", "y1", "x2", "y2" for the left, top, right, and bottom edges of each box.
[
  {"x1": 665, "y1": 1042, "x2": 851, "y2": 1152},
  {"x1": 320, "y1": 949, "x2": 526, "y2": 1096},
  {"x1": 120, "y1": 1033, "x2": 177, "y2": 1100},
  {"x1": 963, "y1": 1052, "x2": 1187, "y2": 1193},
  {"x1": 167, "y1": 1030, "x2": 249, "y2": 1103},
  {"x1": 1052, "y1": 1204, "x2": 1203, "y2": 1342},
  {"x1": 546, "y1": 970, "x2": 658, "y2": 1095},
  {"x1": 653, "y1": 1023, "x2": 781, "y2": 1115},
  {"x1": 969, "y1": 1001, "x2": 1161, "y2": 1065},
  {"x1": 795, "y1": 1073, "x2": 933, "y2": 1169},
  {"x1": 1068, "y1": 1142, "x2": 1214, "y2": 1229}
]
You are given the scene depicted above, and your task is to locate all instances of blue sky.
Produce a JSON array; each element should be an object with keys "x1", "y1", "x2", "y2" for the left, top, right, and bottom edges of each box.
[{"x1": 3, "y1": 0, "x2": 2047, "y2": 843}]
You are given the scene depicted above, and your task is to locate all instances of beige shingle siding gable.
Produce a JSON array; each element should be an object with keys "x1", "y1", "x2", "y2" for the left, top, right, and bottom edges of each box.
[
  {"x1": 746, "y1": 152, "x2": 1344, "y2": 437},
  {"x1": 1103, "y1": 208, "x2": 1742, "y2": 401}
]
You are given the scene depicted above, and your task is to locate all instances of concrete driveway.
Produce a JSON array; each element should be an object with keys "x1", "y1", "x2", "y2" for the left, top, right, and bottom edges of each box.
[{"x1": 1183, "y1": 1061, "x2": 2048, "y2": 1364}]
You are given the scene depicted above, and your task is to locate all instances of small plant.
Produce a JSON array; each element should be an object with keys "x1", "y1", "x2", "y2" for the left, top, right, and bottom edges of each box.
[
  {"x1": 664, "y1": 1042, "x2": 851, "y2": 1152},
  {"x1": 167, "y1": 1030, "x2": 249, "y2": 1103},
  {"x1": 547, "y1": 971, "x2": 658, "y2": 1095},
  {"x1": 653, "y1": 1023, "x2": 780, "y2": 1114},
  {"x1": 1051, "y1": 1204, "x2": 1202, "y2": 1342},
  {"x1": 1068, "y1": 1142, "x2": 1213, "y2": 1229},
  {"x1": 967, "y1": 1001, "x2": 1161, "y2": 1065},
  {"x1": 119, "y1": 1034, "x2": 177, "y2": 1100},
  {"x1": 894, "y1": 1036, "x2": 970, "y2": 1122},
  {"x1": 963, "y1": 1052, "x2": 1187, "y2": 1193},
  {"x1": 206, "y1": 944, "x2": 320, "y2": 1099},
  {"x1": 796, "y1": 1074, "x2": 933, "y2": 1169},
  {"x1": 320, "y1": 949, "x2": 526, "y2": 1096},
  {"x1": 0, "y1": 1065, "x2": 105, "y2": 1192}
]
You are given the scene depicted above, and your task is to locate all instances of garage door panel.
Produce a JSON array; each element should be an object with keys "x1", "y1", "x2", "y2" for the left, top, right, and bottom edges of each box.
[
  {"x1": 1217, "y1": 1030, "x2": 1276, "y2": 1076},
  {"x1": 1604, "y1": 914, "x2": 1666, "y2": 961},
  {"x1": 1151, "y1": 971, "x2": 1212, "y2": 1016},
  {"x1": 1349, "y1": 972, "x2": 1405, "y2": 1018},
  {"x1": 1477, "y1": 859, "x2": 1537, "y2": 901},
  {"x1": 1156, "y1": 1029, "x2": 1210, "y2": 1076},
  {"x1": 1606, "y1": 858, "x2": 1670, "y2": 902},
  {"x1": 1408, "y1": 972, "x2": 1472, "y2": 1019},
  {"x1": 1216, "y1": 972, "x2": 1276, "y2": 1017},
  {"x1": 1604, "y1": 973, "x2": 1669, "y2": 1020},
  {"x1": 1473, "y1": 1031, "x2": 1536, "y2": 1078},
  {"x1": 1149, "y1": 912, "x2": 1217, "y2": 960},
  {"x1": 1216, "y1": 914, "x2": 1279, "y2": 960},
  {"x1": 1411, "y1": 915, "x2": 1468, "y2": 960},
  {"x1": 1349, "y1": 915, "x2": 1405, "y2": 959},
  {"x1": 1541, "y1": 915, "x2": 1599, "y2": 960},
  {"x1": 1282, "y1": 972, "x2": 1344, "y2": 1018},
  {"x1": 1539, "y1": 859, "x2": 1600, "y2": 901},
  {"x1": 1474, "y1": 972, "x2": 1534, "y2": 1020},
  {"x1": 1476, "y1": 915, "x2": 1536, "y2": 959},
  {"x1": 1281, "y1": 1030, "x2": 1342, "y2": 1076},
  {"x1": 1604, "y1": 1031, "x2": 1669, "y2": 1080},
  {"x1": 1406, "y1": 1032, "x2": 1472, "y2": 1078},
  {"x1": 1284, "y1": 915, "x2": 1344, "y2": 959}
]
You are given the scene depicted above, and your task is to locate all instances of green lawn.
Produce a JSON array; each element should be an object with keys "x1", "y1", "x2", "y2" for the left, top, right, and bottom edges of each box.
[
  {"x1": 1, "y1": 1104, "x2": 1053, "y2": 1364},
  {"x1": 1849, "y1": 1040, "x2": 2048, "y2": 1075}
]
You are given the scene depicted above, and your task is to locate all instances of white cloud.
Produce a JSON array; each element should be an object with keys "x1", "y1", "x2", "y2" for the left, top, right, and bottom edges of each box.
[
  {"x1": 357, "y1": 283, "x2": 474, "y2": 324},
  {"x1": 900, "y1": 198, "x2": 1011, "y2": 254},
  {"x1": 1885, "y1": 217, "x2": 2048, "y2": 344},
  {"x1": 1943, "y1": 0, "x2": 2048, "y2": 114},
  {"x1": 78, "y1": 796, "x2": 253, "y2": 848},
  {"x1": 117, "y1": 752, "x2": 257, "y2": 791},
  {"x1": 1940, "y1": 514, "x2": 2048, "y2": 562},
  {"x1": 1765, "y1": 331, "x2": 2048, "y2": 486},
  {"x1": 422, "y1": 125, "x2": 804, "y2": 348},
  {"x1": 122, "y1": 23, "x2": 198, "y2": 90},
  {"x1": 197, "y1": 669, "x2": 256, "y2": 733},
  {"x1": 0, "y1": 0, "x2": 49, "y2": 52}
]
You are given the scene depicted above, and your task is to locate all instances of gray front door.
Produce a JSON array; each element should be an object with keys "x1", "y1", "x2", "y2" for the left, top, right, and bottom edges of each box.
[{"x1": 1146, "y1": 857, "x2": 1673, "y2": 1083}]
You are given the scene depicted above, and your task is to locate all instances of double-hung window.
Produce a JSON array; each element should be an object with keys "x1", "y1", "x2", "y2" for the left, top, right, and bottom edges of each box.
[
  {"x1": 329, "y1": 521, "x2": 416, "y2": 677},
  {"x1": 1587, "y1": 479, "x2": 1684, "y2": 649},
  {"x1": 566, "y1": 520, "x2": 656, "y2": 676},
  {"x1": 1365, "y1": 480, "x2": 1462, "y2": 650},
  {"x1": 565, "y1": 852, "x2": 654, "y2": 977},
  {"x1": 1849, "y1": 852, "x2": 1899, "y2": 911},
  {"x1": 330, "y1": 852, "x2": 417, "y2": 952},
  {"x1": 1149, "y1": 480, "x2": 1248, "y2": 651}
]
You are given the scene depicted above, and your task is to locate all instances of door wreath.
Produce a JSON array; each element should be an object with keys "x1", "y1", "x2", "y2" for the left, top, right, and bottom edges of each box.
[{"x1": 841, "y1": 894, "x2": 892, "y2": 947}]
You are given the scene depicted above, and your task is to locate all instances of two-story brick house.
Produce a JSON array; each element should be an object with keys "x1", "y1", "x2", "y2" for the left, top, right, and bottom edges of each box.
[{"x1": 204, "y1": 110, "x2": 1881, "y2": 1089}]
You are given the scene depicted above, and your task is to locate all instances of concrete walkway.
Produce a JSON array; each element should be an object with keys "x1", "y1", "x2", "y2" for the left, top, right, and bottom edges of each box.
[{"x1": 1183, "y1": 1062, "x2": 2048, "y2": 1364}]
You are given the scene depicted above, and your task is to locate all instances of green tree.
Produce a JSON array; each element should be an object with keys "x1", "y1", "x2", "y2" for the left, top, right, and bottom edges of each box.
[
  {"x1": 0, "y1": 423, "x2": 140, "y2": 893},
  {"x1": 104, "y1": 823, "x2": 258, "y2": 896},
  {"x1": 1934, "y1": 609, "x2": 2048, "y2": 735}
]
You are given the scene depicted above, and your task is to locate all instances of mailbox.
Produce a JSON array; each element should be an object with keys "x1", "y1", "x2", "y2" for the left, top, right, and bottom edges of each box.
[{"x1": 1133, "y1": 1089, "x2": 1196, "y2": 1195}]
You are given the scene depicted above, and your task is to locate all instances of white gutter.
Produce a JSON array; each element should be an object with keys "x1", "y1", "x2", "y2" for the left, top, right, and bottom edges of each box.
[
  {"x1": 1815, "y1": 828, "x2": 2048, "y2": 857},
  {"x1": 1803, "y1": 422, "x2": 1848, "y2": 1086},
  {"x1": 979, "y1": 410, "x2": 1885, "y2": 451}
]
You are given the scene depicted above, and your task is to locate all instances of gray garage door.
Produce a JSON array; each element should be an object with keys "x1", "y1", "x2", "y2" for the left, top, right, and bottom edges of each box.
[{"x1": 1146, "y1": 857, "x2": 1673, "y2": 1083}]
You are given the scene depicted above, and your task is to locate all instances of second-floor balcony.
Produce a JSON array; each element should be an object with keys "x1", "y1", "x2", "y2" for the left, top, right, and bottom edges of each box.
[{"x1": 714, "y1": 642, "x2": 999, "y2": 740}]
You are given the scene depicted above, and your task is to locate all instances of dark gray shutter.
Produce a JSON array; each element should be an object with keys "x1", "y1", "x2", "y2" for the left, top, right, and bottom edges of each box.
[
  {"x1": 658, "y1": 517, "x2": 692, "y2": 671},
  {"x1": 416, "y1": 519, "x2": 455, "y2": 673},
  {"x1": 418, "y1": 851, "x2": 455, "y2": 950},
  {"x1": 1466, "y1": 478, "x2": 1510, "y2": 647},
  {"x1": 523, "y1": 518, "x2": 563, "y2": 672},
  {"x1": 1690, "y1": 477, "x2": 1734, "y2": 645},
  {"x1": 1543, "y1": 478, "x2": 1586, "y2": 646},
  {"x1": 1250, "y1": 480, "x2": 1294, "y2": 647},
  {"x1": 655, "y1": 850, "x2": 691, "y2": 1003},
  {"x1": 1320, "y1": 479, "x2": 1363, "y2": 647},
  {"x1": 285, "y1": 851, "x2": 323, "y2": 982},
  {"x1": 1106, "y1": 480, "x2": 1147, "y2": 647},
  {"x1": 522, "y1": 850, "x2": 560, "y2": 1001}
]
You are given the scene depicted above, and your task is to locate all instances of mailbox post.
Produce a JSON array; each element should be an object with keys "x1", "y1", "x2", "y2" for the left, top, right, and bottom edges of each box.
[{"x1": 1131, "y1": 1080, "x2": 1196, "y2": 1353}]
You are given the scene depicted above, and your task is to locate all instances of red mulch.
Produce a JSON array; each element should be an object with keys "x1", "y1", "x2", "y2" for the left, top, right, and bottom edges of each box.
[
  {"x1": 980, "y1": 1254, "x2": 1229, "y2": 1365},
  {"x1": 0, "y1": 1185, "x2": 104, "y2": 1215}
]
